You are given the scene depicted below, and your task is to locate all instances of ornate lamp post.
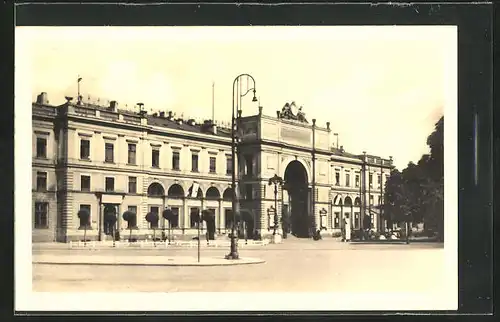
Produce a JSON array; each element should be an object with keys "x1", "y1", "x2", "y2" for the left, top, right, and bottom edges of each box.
[
  {"x1": 268, "y1": 174, "x2": 284, "y2": 236},
  {"x1": 225, "y1": 74, "x2": 258, "y2": 260}
]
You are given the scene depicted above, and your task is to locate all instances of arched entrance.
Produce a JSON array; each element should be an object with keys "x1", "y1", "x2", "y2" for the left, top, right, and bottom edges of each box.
[{"x1": 284, "y1": 160, "x2": 309, "y2": 238}]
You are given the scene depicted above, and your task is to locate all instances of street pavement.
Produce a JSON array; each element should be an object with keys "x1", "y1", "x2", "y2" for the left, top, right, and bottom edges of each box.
[{"x1": 32, "y1": 238, "x2": 446, "y2": 293}]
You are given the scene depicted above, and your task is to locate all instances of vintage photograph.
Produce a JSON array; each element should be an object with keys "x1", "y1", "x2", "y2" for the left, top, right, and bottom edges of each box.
[{"x1": 16, "y1": 26, "x2": 457, "y2": 311}]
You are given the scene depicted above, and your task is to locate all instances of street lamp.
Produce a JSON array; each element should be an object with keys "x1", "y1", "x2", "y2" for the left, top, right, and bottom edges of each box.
[
  {"x1": 268, "y1": 174, "x2": 284, "y2": 236},
  {"x1": 225, "y1": 74, "x2": 257, "y2": 260}
]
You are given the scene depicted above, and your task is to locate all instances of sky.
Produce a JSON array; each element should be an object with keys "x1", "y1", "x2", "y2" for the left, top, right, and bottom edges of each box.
[{"x1": 17, "y1": 26, "x2": 455, "y2": 170}]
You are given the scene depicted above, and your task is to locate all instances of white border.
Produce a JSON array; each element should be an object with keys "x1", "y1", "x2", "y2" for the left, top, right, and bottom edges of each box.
[{"x1": 15, "y1": 26, "x2": 458, "y2": 312}]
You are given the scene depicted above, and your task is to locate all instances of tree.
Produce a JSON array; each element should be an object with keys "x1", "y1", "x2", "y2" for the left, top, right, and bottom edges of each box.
[
  {"x1": 122, "y1": 210, "x2": 137, "y2": 242},
  {"x1": 145, "y1": 212, "x2": 160, "y2": 245},
  {"x1": 162, "y1": 208, "x2": 175, "y2": 243},
  {"x1": 77, "y1": 208, "x2": 90, "y2": 245},
  {"x1": 202, "y1": 209, "x2": 216, "y2": 241},
  {"x1": 383, "y1": 116, "x2": 444, "y2": 240}
]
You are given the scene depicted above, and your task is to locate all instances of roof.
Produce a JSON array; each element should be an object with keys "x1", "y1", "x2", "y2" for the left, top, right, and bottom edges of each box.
[{"x1": 146, "y1": 115, "x2": 231, "y2": 138}]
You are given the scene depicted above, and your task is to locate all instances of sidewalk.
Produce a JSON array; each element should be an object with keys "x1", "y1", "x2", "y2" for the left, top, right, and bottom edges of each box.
[
  {"x1": 33, "y1": 239, "x2": 272, "y2": 250},
  {"x1": 33, "y1": 254, "x2": 265, "y2": 267}
]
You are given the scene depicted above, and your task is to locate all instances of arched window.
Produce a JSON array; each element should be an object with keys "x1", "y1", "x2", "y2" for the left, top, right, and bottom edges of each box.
[
  {"x1": 223, "y1": 188, "x2": 233, "y2": 201},
  {"x1": 187, "y1": 185, "x2": 203, "y2": 199},
  {"x1": 168, "y1": 184, "x2": 185, "y2": 198},
  {"x1": 147, "y1": 182, "x2": 165, "y2": 197},
  {"x1": 206, "y1": 187, "x2": 221, "y2": 200},
  {"x1": 354, "y1": 197, "x2": 361, "y2": 206},
  {"x1": 344, "y1": 196, "x2": 353, "y2": 206}
]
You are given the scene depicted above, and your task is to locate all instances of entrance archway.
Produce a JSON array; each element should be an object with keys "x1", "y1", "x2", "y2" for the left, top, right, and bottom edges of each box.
[{"x1": 284, "y1": 160, "x2": 309, "y2": 238}]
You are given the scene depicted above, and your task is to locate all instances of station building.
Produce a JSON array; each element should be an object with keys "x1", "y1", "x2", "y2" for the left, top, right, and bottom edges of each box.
[{"x1": 31, "y1": 92, "x2": 394, "y2": 242}]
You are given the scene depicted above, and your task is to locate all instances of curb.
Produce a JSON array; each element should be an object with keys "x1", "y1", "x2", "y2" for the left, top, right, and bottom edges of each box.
[{"x1": 33, "y1": 257, "x2": 266, "y2": 267}]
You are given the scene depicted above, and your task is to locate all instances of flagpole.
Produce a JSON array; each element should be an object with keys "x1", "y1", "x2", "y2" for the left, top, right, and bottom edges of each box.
[{"x1": 77, "y1": 75, "x2": 82, "y2": 104}]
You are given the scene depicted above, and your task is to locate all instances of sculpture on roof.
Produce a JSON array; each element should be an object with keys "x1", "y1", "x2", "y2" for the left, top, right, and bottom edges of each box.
[{"x1": 279, "y1": 101, "x2": 308, "y2": 123}]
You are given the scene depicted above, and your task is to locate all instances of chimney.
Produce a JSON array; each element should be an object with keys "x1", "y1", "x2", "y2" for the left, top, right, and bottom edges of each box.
[
  {"x1": 276, "y1": 111, "x2": 280, "y2": 119},
  {"x1": 212, "y1": 123, "x2": 217, "y2": 135},
  {"x1": 326, "y1": 122, "x2": 330, "y2": 130},
  {"x1": 177, "y1": 119, "x2": 183, "y2": 125},
  {"x1": 340, "y1": 145, "x2": 344, "y2": 152},
  {"x1": 109, "y1": 100, "x2": 117, "y2": 111},
  {"x1": 188, "y1": 119, "x2": 196, "y2": 126},
  {"x1": 168, "y1": 111, "x2": 173, "y2": 120},
  {"x1": 159, "y1": 111, "x2": 165, "y2": 118},
  {"x1": 258, "y1": 106, "x2": 263, "y2": 115},
  {"x1": 37, "y1": 92, "x2": 48, "y2": 104}
]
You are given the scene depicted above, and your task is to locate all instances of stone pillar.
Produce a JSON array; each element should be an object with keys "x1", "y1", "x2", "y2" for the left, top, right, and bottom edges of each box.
[{"x1": 217, "y1": 199, "x2": 222, "y2": 234}]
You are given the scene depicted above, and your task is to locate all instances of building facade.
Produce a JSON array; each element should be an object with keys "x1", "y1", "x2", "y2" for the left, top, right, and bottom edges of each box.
[{"x1": 31, "y1": 93, "x2": 394, "y2": 242}]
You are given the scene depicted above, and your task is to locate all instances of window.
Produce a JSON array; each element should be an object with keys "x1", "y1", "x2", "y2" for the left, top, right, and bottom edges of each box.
[
  {"x1": 34, "y1": 202, "x2": 48, "y2": 229},
  {"x1": 245, "y1": 184, "x2": 253, "y2": 200},
  {"x1": 345, "y1": 174, "x2": 350, "y2": 187},
  {"x1": 378, "y1": 174, "x2": 382, "y2": 187},
  {"x1": 105, "y1": 177, "x2": 114, "y2": 192},
  {"x1": 369, "y1": 195, "x2": 374, "y2": 205},
  {"x1": 128, "y1": 176, "x2": 137, "y2": 194},
  {"x1": 80, "y1": 139, "x2": 90, "y2": 160},
  {"x1": 36, "y1": 137, "x2": 47, "y2": 158},
  {"x1": 335, "y1": 172, "x2": 340, "y2": 185},
  {"x1": 209, "y1": 156, "x2": 217, "y2": 173},
  {"x1": 245, "y1": 155, "x2": 253, "y2": 176},
  {"x1": 190, "y1": 208, "x2": 200, "y2": 228},
  {"x1": 378, "y1": 196, "x2": 382, "y2": 205},
  {"x1": 354, "y1": 212, "x2": 360, "y2": 229},
  {"x1": 79, "y1": 204, "x2": 91, "y2": 229},
  {"x1": 152, "y1": 149, "x2": 160, "y2": 168},
  {"x1": 334, "y1": 212, "x2": 340, "y2": 229},
  {"x1": 172, "y1": 151, "x2": 180, "y2": 170},
  {"x1": 355, "y1": 174, "x2": 360, "y2": 187},
  {"x1": 226, "y1": 156, "x2": 233, "y2": 175},
  {"x1": 170, "y1": 207, "x2": 180, "y2": 228},
  {"x1": 81, "y1": 175, "x2": 91, "y2": 192},
  {"x1": 105, "y1": 143, "x2": 114, "y2": 163},
  {"x1": 191, "y1": 153, "x2": 199, "y2": 172},
  {"x1": 127, "y1": 206, "x2": 138, "y2": 228},
  {"x1": 369, "y1": 173, "x2": 373, "y2": 187},
  {"x1": 127, "y1": 143, "x2": 136, "y2": 165},
  {"x1": 36, "y1": 172, "x2": 47, "y2": 191},
  {"x1": 149, "y1": 206, "x2": 159, "y2": 229}
]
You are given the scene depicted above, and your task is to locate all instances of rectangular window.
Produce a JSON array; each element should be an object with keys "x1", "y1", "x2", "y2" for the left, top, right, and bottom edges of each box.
[
  {"x1": 245, "y1": 184, "x2": 253, "y2": 200},
  {"x1": 36, "y1": 137, "x2": 47, "y2": 158},
  {"x1": 345, "y1": 174, "x2": 350, "y2": 187},
  {"x1": 245, "y1": 155, "x2": 253, "y2": 176},
  {"x1": 105, "y1": 177, "x2": 114, "y2": 192},
  {"x1": 81, "y1": 175, "x2": 91, "y2": 192},
  {"x1": 80, "y1": 139, "x2": 90, "y2": 160},
  {"x1": 378, "y1": 174, "x2": 382, "y2": 187},
  {"x1": 334, "y1": 212, "x2": 340, "y2": 229},
  {"x1": 226, "y1": 156, "x2": 233, "y2": 175},
  {"x1": 105, "y1": 143, "x2": 114, "y2": 163},
  {"x1": 378, "y1": 196, "x2": 382, "y2": 205},
  {"x1": 79, "y1": 204, "x2": 91, "y2": 229},
  {"x1": 36, "y1": 171, "x2": 47, "y2": 191},
  {"x1": 149, "y1": 206, "x2": 159, "y2": 229},
  {"x1": 369, "y1": 195, "x2": 374, "y2": 205},
  {"x1": 127, "y1": 206, "x2": 138, "y2": 229},
  {"x1": 354, "y1": 212, "x2": 360, "y2": 229},
  {"x1": 128, "y1": 176, "x2": 137, "y2": 194},
  {"x1": 191, "y1": 153, "x2": 199, "y2": 172},
  {"x1": 152, "y1": 149, "x2": 160, "y2": 168},
  {"x1": 34, "y1": 202, "x2": 49, "y2": 229},
  {"x1": 355, "y1": 174, "x2": 360, "y2": 187},
  {"x1": 127, "y1": 143, "x2": 136, "y2": 165},
  {"x1": 170, "y1": 207, "x2": 180, "y2": 228},
  {"x1": 335, "y1": 172, "x2": 340, "y2": 185},
  {"x1": 209, "y1": 156, "x2": 217, "y2": 173},
  {"x1": 172, "y1": 151, "x2": 180, "y2": 170},
  {"x1": 369, "y1": 173, "x2": 373, "y2": 186},
  {"x1": 190, "y1": 207, "x2": 200, "y2": 228}
]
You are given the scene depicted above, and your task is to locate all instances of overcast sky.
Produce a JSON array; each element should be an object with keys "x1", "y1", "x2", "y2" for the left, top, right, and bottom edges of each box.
[{"x1": 17, "y1": 26, "x2": 455, "y2": 170}]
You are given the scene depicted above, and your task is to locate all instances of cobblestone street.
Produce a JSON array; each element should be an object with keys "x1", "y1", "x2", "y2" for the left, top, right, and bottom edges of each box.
[{"x1": 32, "y1": 239, "x2": 446, "y2": 293}]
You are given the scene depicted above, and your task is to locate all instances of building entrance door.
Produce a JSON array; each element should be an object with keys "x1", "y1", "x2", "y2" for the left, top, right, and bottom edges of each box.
[{"x1": 284, "y1": 160, "x2": 310, "y2": 238}]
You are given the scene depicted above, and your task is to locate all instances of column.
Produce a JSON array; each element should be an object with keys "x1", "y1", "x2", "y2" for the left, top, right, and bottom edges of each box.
[
  {"x1": 217, "y1": 199, "x2": 222, "y2": 234},
  {"x1": 182, "y1": 197, "x2": 188, "y2": 234}
]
